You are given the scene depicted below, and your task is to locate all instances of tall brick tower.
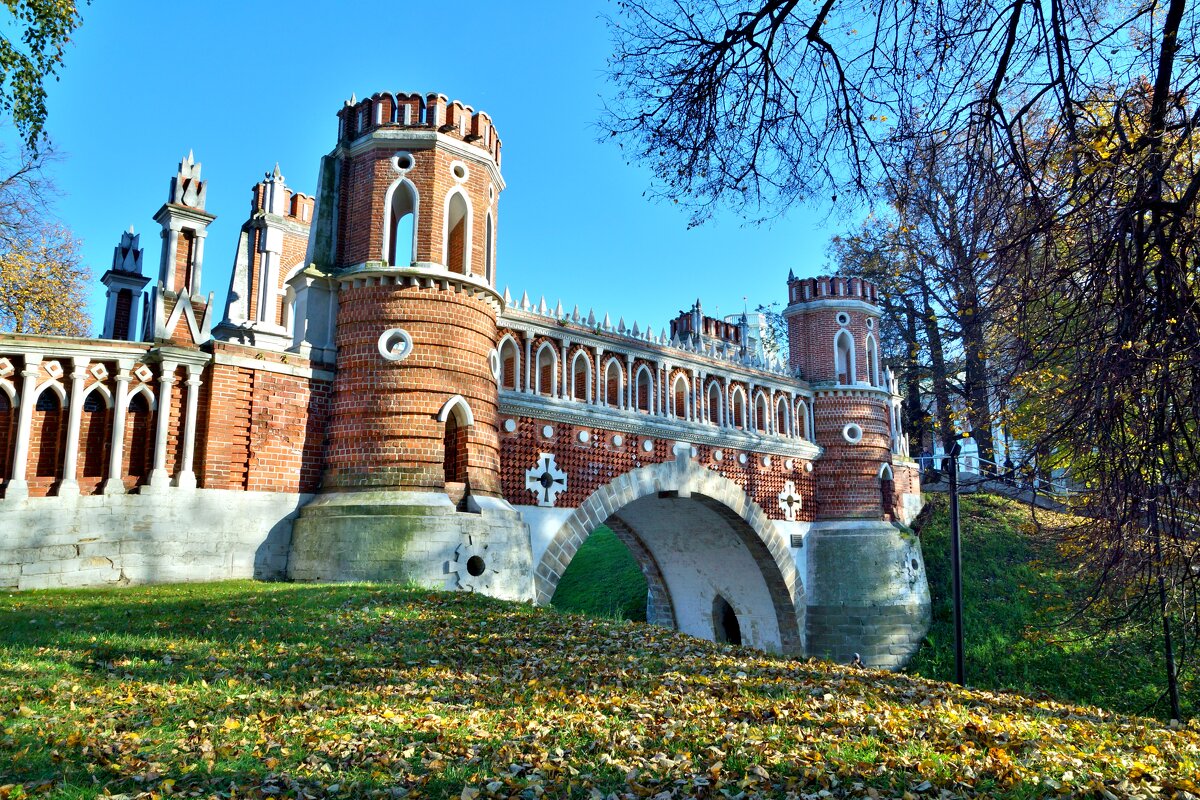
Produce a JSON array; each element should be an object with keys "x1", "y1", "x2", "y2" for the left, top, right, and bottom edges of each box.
[
  {"x1": 289, "y1": 91, "x2": 531, "y2": 598},
  {"x1": 783, "y1": 274, "x2": 890, "y2": 519},
  {"x1": 783, "y1": 274, "x2": 930, "y2": 666}
]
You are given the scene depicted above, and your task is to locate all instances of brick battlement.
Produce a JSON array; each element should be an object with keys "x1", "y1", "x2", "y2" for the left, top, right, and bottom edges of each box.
[
  {"x1": 337, "y1": 91, "x2": 502, "y2": 166},
  {"x1": 787, "y1": 274, "x2": 880, "y2": 307}
]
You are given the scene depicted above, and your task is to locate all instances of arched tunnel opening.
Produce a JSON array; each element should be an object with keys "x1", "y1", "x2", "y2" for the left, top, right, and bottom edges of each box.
[{"x1": 545, "y1": 491, "x2": 801, "y2": 653}]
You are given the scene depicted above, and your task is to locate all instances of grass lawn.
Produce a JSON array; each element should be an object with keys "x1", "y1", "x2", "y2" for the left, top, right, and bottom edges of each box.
[
  {"x1": 908, "y1": 493, "x2": 1198, "y2": 721},
  {"x1": 550, "y1": 526, "x2": 648, "y2": 621},
  {"x1": 2, "y1": 581, "x2": 1199, "y2": 799}
]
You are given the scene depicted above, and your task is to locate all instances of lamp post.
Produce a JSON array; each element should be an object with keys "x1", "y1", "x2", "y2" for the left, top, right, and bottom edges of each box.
[{"x1": 946, "y1": 432, "x2": 969, "y2": 685}]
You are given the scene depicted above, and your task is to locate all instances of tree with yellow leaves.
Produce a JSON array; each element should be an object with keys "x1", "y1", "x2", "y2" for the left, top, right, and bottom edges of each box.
[{"x1": 0, "y1": 220, "x2": 90, "y2": 335}]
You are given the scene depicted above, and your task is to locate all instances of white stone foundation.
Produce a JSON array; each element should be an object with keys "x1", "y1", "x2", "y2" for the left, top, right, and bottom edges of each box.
[{"x1": 0, "y1": 489, "x2": 307, "y2": 590}]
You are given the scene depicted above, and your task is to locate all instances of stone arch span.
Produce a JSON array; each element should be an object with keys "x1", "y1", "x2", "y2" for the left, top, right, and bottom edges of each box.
[{"x1": 534, "y1": 455, "x2": 804, "y2": 654}]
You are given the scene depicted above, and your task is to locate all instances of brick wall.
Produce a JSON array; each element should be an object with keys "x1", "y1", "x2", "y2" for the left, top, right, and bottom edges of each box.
[
  {"x1": 498, "y1": 412, "x2": 816, "y2": 521},
  {"x1": 324, "y1": 282, "x2": 501, "y2": 493}
]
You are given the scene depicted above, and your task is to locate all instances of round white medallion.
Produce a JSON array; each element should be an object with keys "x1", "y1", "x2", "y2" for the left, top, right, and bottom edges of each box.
[
  {"x1": 738, "y1": 453, "x2": 748, "y2": 465},
  {"x1": 577, "y1": 430, "x2": 590, "y2": 443},
  {"x1": 642, "y1": 439, "x2": 654, "y2": 453},
  {"x1": 377, "y1": 328, "x2": 413, "y2": 362},
  {"x1": 612, "y1": 434, "x2": 624, "y2": 448},
  {"x1": 842, "y1": 423, "x2": 864, "y2": 444},
  {"x1": 714, "y1": 449, "x2": 724, "y2": 461},
  {"x1": 503, "y1": 418, "x2": 517, "y2": 433},
  {"x1": 804, "y1": 461, "x2": 814, "y2": 473},
  {"x1": 785, "y1": 458, "x2": 795, "y2": 470},
  {"x1": 542, "y1": 425, "x2": 555, "y2": 439},
  {"x1": 762, "y1": 455, "x2": 773, "y2": 468}
]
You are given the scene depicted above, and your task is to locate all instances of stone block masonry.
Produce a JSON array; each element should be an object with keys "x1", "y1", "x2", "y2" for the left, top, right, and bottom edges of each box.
[{"x1": 0, "y1": 489, "x2": 308, "y2": 590}]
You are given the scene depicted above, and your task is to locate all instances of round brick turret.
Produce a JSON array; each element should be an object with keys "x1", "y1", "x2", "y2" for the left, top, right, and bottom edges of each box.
[
  {"x1": 318, "y1": 91, "x2": 505, "y2": 496},
  {"x1": 784, "y1": 275, "x2": 893, "y2": 520}
]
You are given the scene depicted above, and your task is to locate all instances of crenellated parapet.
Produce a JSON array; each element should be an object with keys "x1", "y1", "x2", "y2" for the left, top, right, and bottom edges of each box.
[
  {"x1": 786, "y1": 273, "x2": 881, "y2": 307},
  {"x1": 337, "y1": 91, "x2": 502, "y2": 166}
]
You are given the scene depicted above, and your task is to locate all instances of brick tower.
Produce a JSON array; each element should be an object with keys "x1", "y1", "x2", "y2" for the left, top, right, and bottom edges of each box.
[
  {"x1": 289, "y1": 91, "x2": 531, "y2": 598},
  {"x1": 783, "y1": 274, "x2": 929, "y2": 666},
  {"x1": 784, "y1": 274, "x2": 890, "y2": 519}
]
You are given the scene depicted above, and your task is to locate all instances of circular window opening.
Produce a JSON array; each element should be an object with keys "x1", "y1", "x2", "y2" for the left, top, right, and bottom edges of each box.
[
  {"x1": 911, "y1": 559, "x2": 919, "y2": 570},
  {"x1": 451, "y1": 162, "x2": 469, "y2": 181},
  {"x1": 866, "y1": 317, "x2": 875, "y2": 330},
  {"x1": 843, "y1": 423, "x2": 864, "y2": 444},
  {"x1": 836, "y1": 312, "x2": 851, "y2": 326},
  {"x1": 466, "y1": 556, "x2": 486, "y2": 577},
  {"x1": 394, "y1": 152, "x2": 414, "y2": 171}
]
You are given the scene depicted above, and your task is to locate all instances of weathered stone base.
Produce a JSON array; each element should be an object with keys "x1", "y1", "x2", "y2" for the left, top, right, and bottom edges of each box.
[
  {"x1": 0, "y1": 489, "x2": 306, "y2": 590},
  {"x1": 288, "y1": 490, "x2": 535, "y2": 602},
  {"x1": 804, "y1": 519, "x2": 931, "y2": 670}
]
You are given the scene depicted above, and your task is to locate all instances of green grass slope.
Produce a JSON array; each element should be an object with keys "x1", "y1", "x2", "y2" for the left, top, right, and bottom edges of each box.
[
  {"x1": 550, "y1": 525, "x2": 648, "y2": 621},
  {"x1": 908, "y1": 493, "x2": 1197, "y2": 720},
  {"x1": 1, "y1": 581, "x2": 1198, "y2": 799}
]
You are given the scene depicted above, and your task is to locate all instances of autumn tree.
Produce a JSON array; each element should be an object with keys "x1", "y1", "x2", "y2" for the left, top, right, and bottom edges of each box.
[{"x1": 605, "y1": 0, "x2": 1200, "y2": 718}]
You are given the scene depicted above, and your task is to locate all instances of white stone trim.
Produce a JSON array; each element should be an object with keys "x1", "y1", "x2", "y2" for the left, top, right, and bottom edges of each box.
[{"x1": 437, "y1": 395, "x2": 475, "y2": 427}]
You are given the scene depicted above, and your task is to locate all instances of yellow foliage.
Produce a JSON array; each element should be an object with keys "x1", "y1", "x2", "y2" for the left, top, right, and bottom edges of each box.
[{"x1": 0, "y1": 223, "x2": 91, "y2": 336}]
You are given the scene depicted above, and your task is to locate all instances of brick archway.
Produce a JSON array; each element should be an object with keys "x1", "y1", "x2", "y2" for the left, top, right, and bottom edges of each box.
[{"x1": 534, "y1": 455, "x2": 805, "y2": 653}]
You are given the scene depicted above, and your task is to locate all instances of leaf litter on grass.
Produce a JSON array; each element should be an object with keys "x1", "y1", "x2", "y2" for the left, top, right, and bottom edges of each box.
[{"x1": 0, "y1": 581, "x2": 1197, "y2": 799}]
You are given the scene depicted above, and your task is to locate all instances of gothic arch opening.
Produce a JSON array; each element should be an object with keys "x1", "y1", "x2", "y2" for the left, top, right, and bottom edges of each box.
[
  {"x1": 0, "y1": 386, "x2": 14, "y2": 484},
  {"x1": 730, "y1": 387, "x2": 747, "y2": 429},
  {"x1": 775, "y1": 395, "x2": 790, "y2": 437},
  {"x1": 707, "y1": 382, "x2": 722, "y2": 425},
  {"x1": 440, "y1": 397, "x2": 473, "y2": 488},
  {"x1": 125, "y1": 391, "x2": 154, "y2": 486},
  {"x1": 32, "y1": 386, "x2": 66, "y2": 481},
  {"x1": 635, "y1": 366, "x2": 654, "y2": 413},
  {"x1": 498, "y1": 336, "x2": 520, "y2": 391},
  {"x1": 535, "y1": 343, "x2": 557, "y2": 397},
  {"x1": 387, "y1": 180, "x2": 417, "y2": 267},
  {"x1": 672, "y1": 374, "x2": 689, "y2": 419},
  {"x1": 754, "y1": 392, "x2": 768, "y2": 434},
  {"x1": 835, "y1": 330, "x2": 855, "y2": 385},
  {"x1": 571, "y1": 351, "x2": 591, "y2": 402},
  {"x1": 604, "y1": 359, "x2": 624, "y2": 408},
  {"x1": 445, "y1": 190, "x2": 470, "y2": 274}
]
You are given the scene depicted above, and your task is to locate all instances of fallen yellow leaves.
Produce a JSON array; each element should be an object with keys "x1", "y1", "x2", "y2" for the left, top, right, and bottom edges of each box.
[{"x1": 0, "y1": 583, "x2": 1197, "y2": 799}]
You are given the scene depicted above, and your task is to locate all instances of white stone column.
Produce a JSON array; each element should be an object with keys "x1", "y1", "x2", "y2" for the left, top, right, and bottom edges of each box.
[
  {"x1": 144, "y1": 360, "x2": 177, "y2": 492},
  {"x1": 592, "y1": 346, "x2": 603, "y2": 405},
  {"x1": 103, "y1": 361, "x2": 134, "y2": 495},
  {"x1": 5, "y1": 353, "x2": 42, "y2": 500},
  {"x1": 191, "y1": 230, "x2": 207, "y2": 290},
  {"x1": 721, "y1": 376, "x2": 730, "y2": 428},
  {"x1": 161, "y1": 227, "x2": 180, "y2": 292},
  {"x1": 174, "y1": 364, "x2": 202, "y2": 489},
  {"x1": 749, "y1": 381, "x2": 758, "y2": 432},
  {"x1": 57, "y1": 357, "x2": 90, "y2": 497},
  {"x1": 523, "y1": 331, "x2": 533, "y2": 394},
  {"x1": 625, "y1": 354, "x2": 635, "y2": 409},
  {"x1": 560, "y1": 339, "x2": 570, "y2": 399}
]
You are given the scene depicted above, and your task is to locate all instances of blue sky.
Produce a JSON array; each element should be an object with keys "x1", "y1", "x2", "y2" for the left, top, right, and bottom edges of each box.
[{"x1": 37, "y1": 0, "x2": 845, "y2": 335}]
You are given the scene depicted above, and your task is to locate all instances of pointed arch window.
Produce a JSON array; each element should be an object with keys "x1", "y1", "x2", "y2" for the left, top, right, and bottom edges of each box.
[
  {"x1": 707, "y1": 382, "x2": 722, "y2": 425},
  {"x1": 0, "y1": 387, "x2": 14, "y2": 482},
  {"x1": 126, "y1": 390, "x2": 154, "y2": 483},
  {"x1": 386, "y1": 180, "x2": 417, "y2": 267},
  {"x1": 730, "y1": 387, "x2": 747, "y2": 429},
  {"x1": 672, "y1": 374, "x2": 689, "y2": 420},
  {"x1": 535, "y1": 343, "x2": 558, "y2": 397},
  {"x1": 775, "y1": 396, "x2": 790, "y2": 437},
  {"x1": 571, "y1": 351, "x2": 591, "y2": 402},
  {"x1": 795, "y1": 399, "x2": 810, "y2": 440},
  {"x1": 866, "y1": 335, "x2": 880, "y2": 387},
  {"x1": 33, "y1": 387, "x2": 66, "y2": 479},
  {"x1": 754, "y1": 392, "x2": 768, "y2": 433},
  {"x1": 445, "y1": 190, "x2": 471, "y2": 274},
  {"x1": 835, "y1": 330, "x2": 855, "y2": 385},
  {"x1": 635, "y1": 366, "x2": 654, "y2": 413},
  {"x1": 604, "y1": 359, "x2": 624, "y2": 408},
  {"x1": 499, "y1": 336, "x2": 520, "y2": 391},
  {"x1": 80, "y1": 389, "x2": 111, "y2": 480}
]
